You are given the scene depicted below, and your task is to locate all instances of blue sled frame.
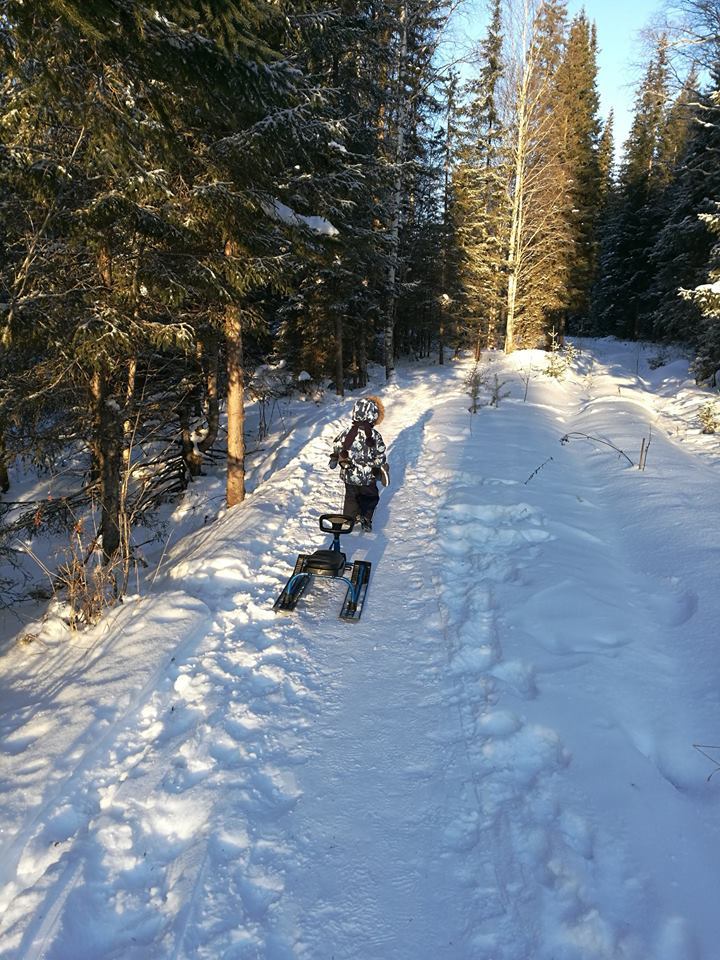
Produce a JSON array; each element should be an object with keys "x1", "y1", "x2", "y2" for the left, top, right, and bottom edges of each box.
[{"x1": 273, "y1": 514, "x2": 372, "y2": 622}]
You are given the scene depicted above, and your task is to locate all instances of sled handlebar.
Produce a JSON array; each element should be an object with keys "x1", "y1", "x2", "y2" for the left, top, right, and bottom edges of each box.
[{"x1": 319, "y1": 513, "x2": 356, "y2": 535}]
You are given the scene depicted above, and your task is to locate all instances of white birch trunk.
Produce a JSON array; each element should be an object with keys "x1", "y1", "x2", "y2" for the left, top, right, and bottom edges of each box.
[{"x1": 504, "y1": 0, "x2": 535, "y2": 354}]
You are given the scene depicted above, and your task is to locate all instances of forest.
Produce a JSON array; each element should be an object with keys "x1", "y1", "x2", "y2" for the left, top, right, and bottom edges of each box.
[{"x1": 1, "y1": 0, "x2": 719, "y2": 618}]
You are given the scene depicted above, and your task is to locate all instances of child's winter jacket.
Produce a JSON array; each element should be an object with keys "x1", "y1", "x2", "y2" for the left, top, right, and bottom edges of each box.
[{"x1": 329, "y1": 396, "x2": 388, "y2": 487}]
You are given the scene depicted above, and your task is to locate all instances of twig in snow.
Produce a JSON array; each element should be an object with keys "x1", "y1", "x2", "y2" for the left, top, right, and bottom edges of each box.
[
  {"x1": 524, "y1": 456, "x2": 554, "y2": 484},
  {"x1": 693, "y1": 744, "x2": 720, "y2": 781},
  {"x1": 519, "y1": 369, "x2": 532, "y2": 402},
  {"x1": 560, "y1": 432, "x2": 634, "y2": 466},
  {"x1": 638, "y1": 430, "x2": 652, "y2": 470}
]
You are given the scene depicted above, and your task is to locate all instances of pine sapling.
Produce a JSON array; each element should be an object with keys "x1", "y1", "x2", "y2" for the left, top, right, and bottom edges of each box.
[
  {"x1": 698, "y1": 399, "x2": 720, "y2": 434},
  {"x1": 519, "y1": 369, "x2": 533, "y2": 402},
  {"x1": 489, "y1": 373, "x2": 511, "y2": 406},
  {"x1": 647, "y1": 349, "x2": 670, "y2": 370},
  {"x1": 544, "y1": 328, "x2": 576, "y2": 380},
  {"x1": 465, "y1": 364, "x2": 486, "y2": 413}
]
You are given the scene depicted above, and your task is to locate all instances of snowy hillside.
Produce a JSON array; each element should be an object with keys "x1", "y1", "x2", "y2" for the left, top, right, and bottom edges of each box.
[{"x1": 1, "y1": 339, "x2": 719, "y2": 960}]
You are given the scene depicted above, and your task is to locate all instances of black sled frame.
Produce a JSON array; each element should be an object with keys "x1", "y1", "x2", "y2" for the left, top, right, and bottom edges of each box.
[{"x1": 274, "y1": 514, "x2": 371, "y2": 621}]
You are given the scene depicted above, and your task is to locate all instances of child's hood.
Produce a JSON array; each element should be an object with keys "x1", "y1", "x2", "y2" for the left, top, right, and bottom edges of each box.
[{"x1": 351, "y1": 395, "x2": 384, "y2": 425}]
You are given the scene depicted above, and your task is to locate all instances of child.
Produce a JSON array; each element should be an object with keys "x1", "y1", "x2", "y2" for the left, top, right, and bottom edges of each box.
[{"x1": 329, "y1": 396, "x2": 389, "y2": 531}]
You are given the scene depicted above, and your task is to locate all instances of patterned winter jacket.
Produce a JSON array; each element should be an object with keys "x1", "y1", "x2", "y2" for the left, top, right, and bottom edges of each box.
[{"x1": 330, "y1": 397, "x2": 387, "y2": 487}]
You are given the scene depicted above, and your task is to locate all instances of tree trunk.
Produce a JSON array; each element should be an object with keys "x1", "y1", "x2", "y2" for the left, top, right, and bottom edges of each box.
[
  {"x1": 439, "y1": 73, "x2": 457, "y2": 368},
  {"x1": 92, "y1": 243, "x2": 122, "y2": 561},
  {"x1": 384, "y1": 1, "x2": 408, "y2": 382},
  {"x1": 505, "y1": 92, "x2": 528, "y2": 354},
  {"x1": 122, "y1": 357, "x2": 137, "y2": 470},
  {"x1": 179, "y1": 395, "x2": 199, "y2": 481},
  {"x1": 474, "y1": 329, "x2": 483, "y2": 362},
  {"x1": 223, "y1": 237, "x2": 246, "y2": 507},
  {"x1": 180, "y1": 331, "x2": 221, "y2": 480},
  {"x1": 0, "y1": 426, "x2": 9, "y2": 494},
  {"x1": 119, "y1": 357, "x2": 137, "y2": 588},
  {"x1": 439, "y1": 304, "x2": 445, "y2": 365},
  {"x1": 197, "y1": 330, "x2": 220, "y2": 455},
  {"x1": 335, "y1": 313, "x2": 344, "y2": 396},
  {"x1": 91, "y1": 368, "x2": 122, "y2": 562},
  {"x1": 225, "y1": 302, "x2": 245, "y2": 507},
  {"x1": 504, "y1": 0, "x2": 537, "y2": 354},
  {"x1": 505, "y1": 266, "x2": 519, "y2": 353},
  {"x1": 357, "y1": 317, "x2": 368, "y2": 388}
]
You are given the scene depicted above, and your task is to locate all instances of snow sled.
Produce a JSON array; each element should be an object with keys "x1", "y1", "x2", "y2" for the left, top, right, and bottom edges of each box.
[{"x1": 273, "y1": 514, "x2": 371, "y2": 621}]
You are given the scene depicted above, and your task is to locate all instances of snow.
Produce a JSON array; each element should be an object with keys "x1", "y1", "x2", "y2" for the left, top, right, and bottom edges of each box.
[
  {"x1": 694, "y1": 279, "x2": 720, "y2": 294},
  {"x1": 1, "y1": 338, "x2": 720, "y2": 959},
  {"x1": 265, "y1": 200, "x2": 339, "y2": 238}
]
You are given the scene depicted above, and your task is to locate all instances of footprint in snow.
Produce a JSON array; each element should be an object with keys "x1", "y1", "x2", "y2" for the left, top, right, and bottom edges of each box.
[
  {"x1": 476, "y1": 709, "x2": 523, "y2": 739},
  {"x1": 237, "y1": 868, "x2": 285, "y2": 921},
  {"x1": 242, "y1": 767, "x2": 302, "y2": 819},
  {"x1": 641, "y1": 580, "x2": 698, "y2": 628}
]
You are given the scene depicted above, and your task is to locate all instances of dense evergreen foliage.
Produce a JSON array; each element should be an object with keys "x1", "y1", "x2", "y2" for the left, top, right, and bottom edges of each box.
[{"x1": 1, "y1": 0, "x2": 719, "y2": 613}]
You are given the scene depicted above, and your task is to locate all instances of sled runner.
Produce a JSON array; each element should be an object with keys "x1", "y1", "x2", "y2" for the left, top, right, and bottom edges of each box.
[{"x1": 273, "y1": 514, "x2": 371, "y2": 622}]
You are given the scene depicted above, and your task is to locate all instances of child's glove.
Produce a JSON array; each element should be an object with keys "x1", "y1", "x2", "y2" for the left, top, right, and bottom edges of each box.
[
  {"x1": 329, "y1": 453, "x2": 338, "y2": 469},
  {"x1": 374, "y1": 463, "x2": 390, "y2": 487},
  {"x1": 338, "y1": 450, "x2": 351, "y2": 468}
]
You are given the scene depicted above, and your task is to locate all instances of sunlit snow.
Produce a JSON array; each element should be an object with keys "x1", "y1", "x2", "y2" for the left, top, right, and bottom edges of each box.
[{"x1": 1, "y1": 339, "x2": 719, "y2": 959}]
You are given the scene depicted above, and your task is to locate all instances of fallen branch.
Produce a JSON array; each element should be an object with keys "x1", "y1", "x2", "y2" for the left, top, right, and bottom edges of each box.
[
  {"x1": 524, "y1": 456, "x2": 554, "y2": 485},
  {"x1": 694, "y1": 744, "x2": 720, "y2": 781},
  {"x1": 560, "y1": 432, "x2": 634, "y2": 466}
]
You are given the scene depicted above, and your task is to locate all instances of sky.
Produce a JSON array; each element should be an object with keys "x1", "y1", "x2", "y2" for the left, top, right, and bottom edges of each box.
[{"x1": 568, "y1": 0, "x2": 663, "y2": 153}]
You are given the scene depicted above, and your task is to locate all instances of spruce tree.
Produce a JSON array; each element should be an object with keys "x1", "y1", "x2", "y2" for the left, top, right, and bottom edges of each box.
[
  {"x1": 453, "y1": 0, "x2": 508, "y2": 356},
  {"x1": 680, "y1": 76, "x2": 720, "y2": 379},
  {"x1": 645, "y1": 70, "x2": 718, "y2": 345},
  {"x1": 554, "y1": 13, "x2": 603, "y2": 332},
  {"x1": 597, "y1": 111, "x2": 616, "y2": 208},
  {"x1": 0, "y1": 0, "x2": 356, "y2": 573},
  {"x1": 379, "y1": 0, "x2": 454, "y2": 379},
  {"x1": 591, "y1": 37, "x2": 673, "y2": 339},
  {"x1": 686, "y1": 198, "x2": 720, "y2": 382},
  {"x1": 270, "y1": 1, "x2": 389, "y2": 394}
]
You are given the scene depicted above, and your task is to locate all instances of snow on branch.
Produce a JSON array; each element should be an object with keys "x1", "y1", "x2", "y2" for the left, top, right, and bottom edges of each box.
[{"x1": 264, "y1": 200, "x2": 339, "y2": 237}]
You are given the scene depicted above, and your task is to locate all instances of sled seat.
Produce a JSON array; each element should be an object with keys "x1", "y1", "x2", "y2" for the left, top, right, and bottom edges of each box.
[{"x1": 305, "y1": 549, "x2": 347, "y2": 576}]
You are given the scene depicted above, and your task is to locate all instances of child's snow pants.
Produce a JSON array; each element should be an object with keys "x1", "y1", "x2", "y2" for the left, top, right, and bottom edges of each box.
[{"x1": 343, "y1": 482, "x2": 379, "y2": 523}]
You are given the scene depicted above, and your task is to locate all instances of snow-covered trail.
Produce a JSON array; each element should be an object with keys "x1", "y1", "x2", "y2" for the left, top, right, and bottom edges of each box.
[{"x1": 1, "y1": 344, "x2": 719, "y2": 959}]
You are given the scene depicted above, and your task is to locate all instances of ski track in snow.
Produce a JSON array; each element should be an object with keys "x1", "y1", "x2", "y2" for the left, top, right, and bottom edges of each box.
[{"x1": 1, "y1": 343, "x2": 719, "y2": 958}]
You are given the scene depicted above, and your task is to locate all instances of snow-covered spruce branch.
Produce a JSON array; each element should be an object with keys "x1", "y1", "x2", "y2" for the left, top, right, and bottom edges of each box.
[
  {"x1": 214, "y1": 103, "x2": 332, "y2": 153},
  {"x1": 6, "y1": 126, "x2": 87, "y2": 331}
]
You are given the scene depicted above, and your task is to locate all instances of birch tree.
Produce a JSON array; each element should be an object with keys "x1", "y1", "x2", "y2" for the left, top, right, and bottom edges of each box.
[{"x1": 502, "y1": 0, "x2": 571, "y2": 351}]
